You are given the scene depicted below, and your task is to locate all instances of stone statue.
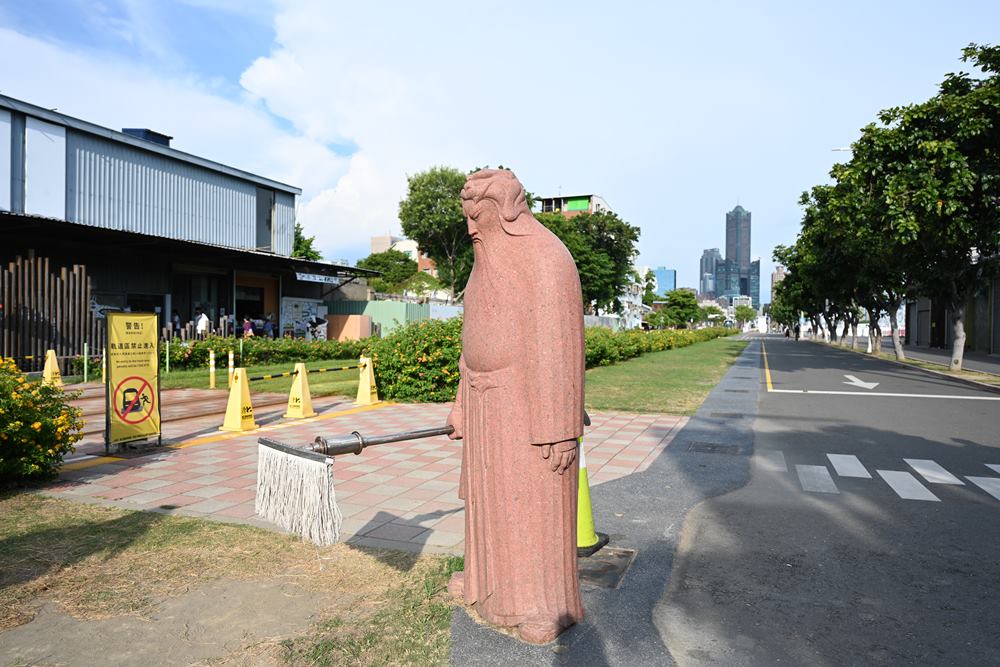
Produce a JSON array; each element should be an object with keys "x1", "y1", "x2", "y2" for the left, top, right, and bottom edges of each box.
[{"x1": 446, "y1": 168, "x2": 585, "y2": 644}]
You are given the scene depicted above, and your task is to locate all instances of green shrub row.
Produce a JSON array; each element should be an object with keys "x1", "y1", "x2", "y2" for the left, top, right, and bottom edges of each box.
[
  {"x1": 584, "y1": 326, "x2": 738, "y2": 367},
  {"x1": 366, "y1": 319, "x2": 738, "y2": 402},
  {"x1": 0, "y1": 358, "x2": 84, "y2": 484}
]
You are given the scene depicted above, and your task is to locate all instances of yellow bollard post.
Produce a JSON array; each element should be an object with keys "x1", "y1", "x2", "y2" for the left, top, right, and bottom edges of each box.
[
  {"x1": 355, "y1": 356, "x2": 379, "y2": 406},
  {"x1": 576, "y1": 442, "x2": 609, "y2": 557},
  {"x1": 227, "y1": 350, "x2": 234, "y2": 388},
  {"x1": 219, "y1": 368, "x2": 257, "y2": 432},
  {"x1": 284, "y1": 363, "x2": 316, "y2": 418},
  {"x1": 42, "y1": 349, "x2": 63, "y2": 387},
  {"x1": 209, "y1": 349, "x2": 216, "y2": 389}
]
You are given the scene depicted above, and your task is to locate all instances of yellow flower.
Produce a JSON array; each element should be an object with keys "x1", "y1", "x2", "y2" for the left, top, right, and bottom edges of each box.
[{"x1": 31, "y1": 422, "x2": 42, "y2": 431}]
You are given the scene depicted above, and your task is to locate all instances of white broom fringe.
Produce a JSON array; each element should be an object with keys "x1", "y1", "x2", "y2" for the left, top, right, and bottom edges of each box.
[{"x1": 256, "y1": 444, "x2": 343, "y2": 546}]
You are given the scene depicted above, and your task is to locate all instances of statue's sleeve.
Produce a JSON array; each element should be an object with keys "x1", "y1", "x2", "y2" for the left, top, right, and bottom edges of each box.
[{"x1": 524, "y1": 243, "x2": 585, "y2": 445}]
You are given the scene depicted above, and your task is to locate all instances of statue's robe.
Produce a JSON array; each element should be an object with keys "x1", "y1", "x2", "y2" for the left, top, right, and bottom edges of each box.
[{"x1": 455, "y1": 218, "x2": 585, "y2": 637}]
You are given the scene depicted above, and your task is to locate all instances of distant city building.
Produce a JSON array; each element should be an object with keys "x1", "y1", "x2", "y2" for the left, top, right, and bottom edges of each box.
[
  {"x1": 771, "y1": 265, "x2": 787, "y2": 293},
  {"x1": 750, "y1": 258, "x2": 761, "y2": 310},
  {"x1": 703, "y1": 206, "x2": 759, "y2": 308},
  {"x1": 654, "y1": 267, "x2": 676, "y2": 296},
  {"x1": 538, "y1": 194, "x2": 611, "y2": 218},
  {"x1": 699, "y1": 248, "x2": 722, "y2": 298},
  {"x1": 726, "y1": 205, "x2": 752, "y2": 273}
]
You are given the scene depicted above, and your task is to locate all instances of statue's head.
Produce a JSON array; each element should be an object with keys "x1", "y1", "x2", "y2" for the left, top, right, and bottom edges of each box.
[{"x1": 461, "y1": 169, "x2": 532, "y2": 239}]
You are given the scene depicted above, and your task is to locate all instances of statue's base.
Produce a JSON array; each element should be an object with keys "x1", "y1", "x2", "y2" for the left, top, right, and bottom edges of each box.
[{"x1": 577, "y1": 532, "x2": 609, "y2": 558}]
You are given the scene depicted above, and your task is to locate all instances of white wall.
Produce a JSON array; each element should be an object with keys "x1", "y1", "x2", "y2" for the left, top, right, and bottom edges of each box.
[
  {"x1": 0, "y1": 110, "x2": 10, "y2": 211},
  {"x1": 24, "y1": 117, "x2": 66, "y2": 219}
]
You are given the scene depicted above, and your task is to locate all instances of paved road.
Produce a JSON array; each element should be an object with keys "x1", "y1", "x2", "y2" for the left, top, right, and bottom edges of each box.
[{"x1": 660, "y1": 335, "x2": 1000, "y2": 666}]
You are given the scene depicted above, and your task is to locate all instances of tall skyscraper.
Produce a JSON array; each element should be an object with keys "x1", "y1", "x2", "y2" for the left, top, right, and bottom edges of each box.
[
  {"x1": 771, "y1": 265, "x2": 787, "y2": 293},
  {"x1": 699, "y1": 248, "x2": 722, "y2": 297},
  {"x1": 726, "y1": 205, "x2": 752, "y2": 273},
  {"x1": 750, "y1": 258, "x2": 760, "y2": 309}
]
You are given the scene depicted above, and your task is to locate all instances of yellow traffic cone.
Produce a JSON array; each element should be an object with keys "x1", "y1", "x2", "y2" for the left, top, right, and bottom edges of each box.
[
  {"x1": 284, "y1": 363, "x2": 316, "y2": 418},
  {"x1": 42, "y1": 350, "x2": 62, "y2": 387},
  {"x1": 220, "y1": 368, "x2": 257, "y2": 431},
  {"x1": 356, "y1": 356, "x2": 379, "y2": 406},
  {"x1": 577, "y1": 442, "x2": 609, "y2": 557}
]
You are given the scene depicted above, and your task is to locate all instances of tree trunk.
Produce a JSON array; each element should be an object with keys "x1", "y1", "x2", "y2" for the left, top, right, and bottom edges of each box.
[
  {"x1": 889, "y1": 306, "x2": 905, "y2": 360},
  {"x1": 851, "y1": 322, "x2": 858, "y2": 350},
  {"x1": 950, "y1": 305, "x2": 966, "y2": 372},
  {"x1": 826, "y1": 315, "x2": 837, "y2": 343}
]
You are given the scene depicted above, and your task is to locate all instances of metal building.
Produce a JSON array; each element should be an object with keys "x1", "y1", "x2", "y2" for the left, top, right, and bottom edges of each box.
[{"x1": 0, "y1": 94, "x2": 371, "y2": 363}]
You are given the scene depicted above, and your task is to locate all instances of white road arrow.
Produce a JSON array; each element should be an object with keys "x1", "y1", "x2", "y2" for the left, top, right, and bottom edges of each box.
[{"x1": 843, "y1": 374, "x2": 879, "y2": 390}]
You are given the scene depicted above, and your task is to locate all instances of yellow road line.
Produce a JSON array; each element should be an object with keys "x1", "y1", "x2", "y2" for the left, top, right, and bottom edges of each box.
[
  {"x1": 57, "y1": 401, "x2": 394, "y2": 472},
  {"x1": 761, "y1": 341, "x2": 773, "y2": 392},
  {"x1": 61, "y1": 456, "x2": 121, "y2": 472}
]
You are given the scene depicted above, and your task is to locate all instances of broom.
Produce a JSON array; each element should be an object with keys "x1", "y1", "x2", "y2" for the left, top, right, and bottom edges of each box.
[{"x1": 256, "y1": 426, "x2": 454, "y2": 546}]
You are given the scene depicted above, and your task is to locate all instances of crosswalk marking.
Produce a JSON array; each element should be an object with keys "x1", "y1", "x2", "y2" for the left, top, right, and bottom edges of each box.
[
  {"x1": 966, "y1": 477, "x2": 1000, "y2": 501},
  {"x1": 986, "y1": 464, "x2": 1000, "y2": 475},
  {"x1": 757, "y1": 450, "x2": 788, "y2": 473},
  {"x1": 877, "y1": 470, "x2": 940, "y2": 501},
  {"x1": 796, "y1": 465, "x2": 839, "y2": 494},
  {"x1": 827, "y1": 454, "x2": 871, "y2": 478},
  {"x1": 904, "y1": 459, "x2": 964, "y2": 485}
]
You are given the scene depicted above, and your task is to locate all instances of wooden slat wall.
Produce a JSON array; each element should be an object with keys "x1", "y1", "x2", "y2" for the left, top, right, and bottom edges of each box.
[{"x1": 0, "y1": 252, "x2": 105, "y2": 372}]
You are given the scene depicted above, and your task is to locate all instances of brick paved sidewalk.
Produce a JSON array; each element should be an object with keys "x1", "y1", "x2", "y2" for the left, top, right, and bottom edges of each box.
[{"x1": 47, "y1": 389, "x2": 686, "y2": 555}]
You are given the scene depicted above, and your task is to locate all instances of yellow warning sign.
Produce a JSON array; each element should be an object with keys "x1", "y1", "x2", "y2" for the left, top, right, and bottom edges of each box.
[{"x1": 106, "y1": 312, "x2": 161, "y2": 446}]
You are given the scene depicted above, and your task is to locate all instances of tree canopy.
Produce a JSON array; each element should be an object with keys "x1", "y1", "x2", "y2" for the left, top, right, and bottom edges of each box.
[
  {"x1": 733, "y1": 305, "x2": 758, "y2": 326},
  {"x1": 356, "y1": 249, "x2": 419, "y2": 293},
  {"x1": 398, "y1": 166, "x2": 640, "y2": 311},
  {"x1": 775, "y1": 44, "x2": 999, "y2": 369},
  {"x1": 398, "y1": 166, "x2": 471, "y2": 296},
  {"x1": 292, "y1": 223, "x2": 322, "y2": 261}
]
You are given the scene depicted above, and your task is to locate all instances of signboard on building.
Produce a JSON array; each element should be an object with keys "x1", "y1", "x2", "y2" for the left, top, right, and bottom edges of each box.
[
  {"x1": 295, "y1": 272, "x2": 342, "y2": 285},
  {"x1": 105, "y1": 312, "x2": 161, "y2": 449},
  {"x1": 281, "y1": 297, "x2": 328, "y2": 339}
]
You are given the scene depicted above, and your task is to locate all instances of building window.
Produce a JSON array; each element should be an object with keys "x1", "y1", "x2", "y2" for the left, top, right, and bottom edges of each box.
[{"x1": 256, "y1": 187, "x2": 275, "y2": 251}]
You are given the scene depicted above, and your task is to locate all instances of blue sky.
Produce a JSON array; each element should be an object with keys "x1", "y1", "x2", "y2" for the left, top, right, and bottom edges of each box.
[{"x1": 1, "y1": 0, "x2": 997, "y2": 302}]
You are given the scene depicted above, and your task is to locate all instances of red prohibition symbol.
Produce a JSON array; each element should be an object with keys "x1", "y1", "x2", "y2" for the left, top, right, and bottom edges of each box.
[{"x1": 113, "y1": 376, "x2": 155, "y2": 424}]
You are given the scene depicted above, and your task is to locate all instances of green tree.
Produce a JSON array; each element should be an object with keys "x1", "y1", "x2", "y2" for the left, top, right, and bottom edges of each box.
[
  {"x1": 537, "y1": 211, "x2": 640, "y2": 313},
  {"x1": 356, "y1": 249, "x2": 419, "y2": 293},
  {"x1": 398, "y1": 166, "x2": 471, "y2": 296},
  {"x1": 698, "y1": 304, "x2": 725, "y2": 325},
  {"x1": 734, "y1": 305, "x2": 758, "y2": 327},
  {"x1": 292, "y1": 223, "x2": 322, "y2": 260},
  {"x1": 642, "y1": 270, "x2": 658, "y2": 306},
  {"x1": 662, "y1": 290, "x2": 699, "y2": 328}
]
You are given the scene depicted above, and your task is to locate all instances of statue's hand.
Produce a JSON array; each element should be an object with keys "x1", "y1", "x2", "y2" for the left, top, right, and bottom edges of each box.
[
  {"x1": 539, "y1": 441, "x2": 577, "y2": 475},
  {"x1": 446, "y1": 408, "x2": 463, "y2": 440}
]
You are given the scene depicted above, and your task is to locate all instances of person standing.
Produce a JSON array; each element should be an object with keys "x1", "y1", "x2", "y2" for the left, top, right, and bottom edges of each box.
[{"x1": 194, "y1": 307, "x2": 210, "y2": 337}]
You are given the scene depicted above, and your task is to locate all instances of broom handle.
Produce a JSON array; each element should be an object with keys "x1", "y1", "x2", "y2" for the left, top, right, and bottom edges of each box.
[{"x1": 310, "y1": 425, "x2": 455, "y2": 456}]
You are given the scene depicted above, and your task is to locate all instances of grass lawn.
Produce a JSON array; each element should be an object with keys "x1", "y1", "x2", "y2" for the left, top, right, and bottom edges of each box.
[
  {"x1": 585, "y1": 337, "x2": 749, "y2": 415},
  {"x1": 159, "y1": 358, "x2": 361, "y2": 397},
  {"x1": 0, "y1": 493, "x2": 461, "y2": 665}
]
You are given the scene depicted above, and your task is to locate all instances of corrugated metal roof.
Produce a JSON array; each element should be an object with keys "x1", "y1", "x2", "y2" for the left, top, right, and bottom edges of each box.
[{"x1": 0, "y1": 94, "x2": 301, "y2": 195}]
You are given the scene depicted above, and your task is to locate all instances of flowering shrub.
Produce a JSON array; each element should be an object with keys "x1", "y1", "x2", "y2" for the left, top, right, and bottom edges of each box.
[
  {"x1": 365, "y1": 319, "x2": 737, "y2": 402},
  {"x1": 159, "y1": 335, "x2": 367, "y2": 370},
  {"x1": 0, "y1": 358, "x2": 84, "y2": 484},
  {"x1": 365, "y1": 318, "x2": 463, "y2": 403}
]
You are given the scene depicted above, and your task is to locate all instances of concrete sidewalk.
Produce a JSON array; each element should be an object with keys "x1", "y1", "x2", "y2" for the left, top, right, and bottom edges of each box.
[
  {"x1": 48, "y1": 388, "x2": 687, "y2": 554},
  {"x1": 877, "y1": 339, "x2": 1000, "y2": 376}
]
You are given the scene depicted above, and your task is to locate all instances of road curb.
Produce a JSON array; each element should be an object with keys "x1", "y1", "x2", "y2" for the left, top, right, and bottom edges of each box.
[{"x1": 802, "y1": 339, "x2": 1000, "y2": 396}]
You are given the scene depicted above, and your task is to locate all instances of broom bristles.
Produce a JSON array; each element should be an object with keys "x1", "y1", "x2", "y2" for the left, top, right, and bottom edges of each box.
[{"x1": 256, "y1": 443, "x2": 343, "y2": 546}]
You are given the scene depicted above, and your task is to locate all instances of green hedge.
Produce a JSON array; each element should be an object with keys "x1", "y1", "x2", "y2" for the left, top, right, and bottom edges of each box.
[
  {"x1": 0, "y1": 358, "x2": 84, "y2": 484},
  {"x1": 366, "y1": 319, "x2": 737, "y2": 402}
]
